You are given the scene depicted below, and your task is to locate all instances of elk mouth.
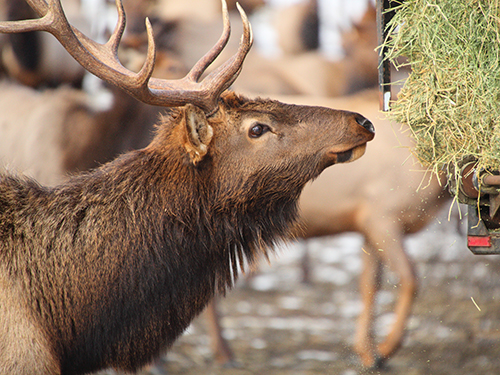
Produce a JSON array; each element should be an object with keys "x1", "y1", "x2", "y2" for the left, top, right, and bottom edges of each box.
[
  {"x1": 326, "y1": 114, "x2": 374, "y2": 165},
  {"x1": 331, "y1": 144, "x2": 367, "y2": 164}
]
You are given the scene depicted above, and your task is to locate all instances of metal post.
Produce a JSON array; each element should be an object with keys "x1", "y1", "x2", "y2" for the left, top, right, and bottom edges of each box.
[{"x1": 376, "y1": 0, "x2": 395, "y2": 111}]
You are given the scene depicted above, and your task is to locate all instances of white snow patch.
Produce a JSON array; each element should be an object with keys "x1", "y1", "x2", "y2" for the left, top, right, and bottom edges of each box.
[
  {"x1": 279, "y1": 296, "x2": 304, "y2": 310},
  {"x1": 251, "y1": 338, "x2": 268, "y2": 349},
  {"x1": 339, "y1": 300, "x2": 363, "y2": 319},
  {"x1": 250, "y1": 273, "x2": 279, "y2": 291},
  {"x1": 314, "y1": 265, "x2": 351, "y2": 286},
  {"x1": 297, "y1": 350, "x2": 338, "y2": 362}
]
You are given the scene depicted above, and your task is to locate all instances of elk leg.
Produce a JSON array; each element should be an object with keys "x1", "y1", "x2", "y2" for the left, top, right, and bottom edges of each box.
[
  {"x1": 375, "y1": 235, "x2": 417, "y2": 359},
  {"x1": 361, "y1": 222, "x2": 417, "y2": 361},
  {"x1": 353, "y1": 240, "x2": 382, "y2": 368},
  {"x1": 204, "y1": 298, "x2": 235, "y2": 366}
]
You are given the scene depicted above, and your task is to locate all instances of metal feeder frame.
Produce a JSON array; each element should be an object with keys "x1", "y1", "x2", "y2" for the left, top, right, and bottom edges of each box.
[{"x1": 376, "y1": 0, "x2": 500, "y2": 255}]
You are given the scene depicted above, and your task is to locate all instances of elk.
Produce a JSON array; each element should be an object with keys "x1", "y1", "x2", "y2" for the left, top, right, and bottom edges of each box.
[
  {"x1": 0, "y1": 79, "x2": 165, "y2": 186},
  {"x1": 231, "y1": 3, "x2": 378, "y2": 97},
  {"x1": 205, "y1": 90, "x2": 447, "y2": 368},
  {"x1": 0, "y1": 0, "x2": 86, "y2": 87},
  {"x1": 0, "y1": 1, "x2": 374, "y2": 374},
  {"x1": 296, "y1": 91, "x2": 446, "y2": 368},
  {"x1": 273, "y1": 0, "x2": 319, "y2": 55}
]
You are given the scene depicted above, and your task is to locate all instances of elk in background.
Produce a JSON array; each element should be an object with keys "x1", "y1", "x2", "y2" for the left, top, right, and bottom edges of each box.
[
  {"x1": 295, "y1": 90, "x2": 447, "y2": 368},
  {"x1": 273, "y1": 0, "x2": 319, "y2": 55},
  {"x1": 0, "y1": 1, "x2": 374, "y2": 374},
  {"x1": 231, "y1": 1, "x2": 379, "y2": 97},
  {"x1": 0, "y1": 80, "x2": 165, "y2": 185},
  {"x1": 0, "y1": 0, "x2": 187, "y2": 185},
  {"x1": 0, "y1": 0, "x2": 86, "y2": 87},
  {"x1": 204, "y1": 89, "x2": 448, "y2": 369}
]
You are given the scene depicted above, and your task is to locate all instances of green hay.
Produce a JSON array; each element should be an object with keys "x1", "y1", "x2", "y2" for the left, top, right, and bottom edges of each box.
[{"x1": 382, "y1": 0, "x2": 500, "y2": 181}]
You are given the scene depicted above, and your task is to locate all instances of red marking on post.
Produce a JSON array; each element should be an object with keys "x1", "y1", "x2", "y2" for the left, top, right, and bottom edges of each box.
[{"x1": 468, "y1": 236, "x2": 491, "y2": 247}]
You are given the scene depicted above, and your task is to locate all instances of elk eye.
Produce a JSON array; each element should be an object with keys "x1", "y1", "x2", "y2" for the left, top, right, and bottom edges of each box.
[{"x1": 248, "y1": 123, "x2": 270, "y2": 138}]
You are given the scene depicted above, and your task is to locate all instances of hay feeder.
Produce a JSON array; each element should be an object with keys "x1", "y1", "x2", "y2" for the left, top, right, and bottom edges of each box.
[{"x1": 378, "y1": 0, "x2": 500, "y2": 253}]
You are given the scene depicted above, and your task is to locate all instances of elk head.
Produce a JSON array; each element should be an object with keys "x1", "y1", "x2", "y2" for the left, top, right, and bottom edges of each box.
[
  {"x1": 152, "y1": 93, "x2": 375, "y2": 211},
  {"x1": 0, "y1": 0, "x2": 374, "y2": 204}
]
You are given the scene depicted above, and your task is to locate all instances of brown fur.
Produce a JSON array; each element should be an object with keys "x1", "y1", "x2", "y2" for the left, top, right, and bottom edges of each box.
[{"x1": 0, "y1": 90, "x2": 374, "y2": 374}]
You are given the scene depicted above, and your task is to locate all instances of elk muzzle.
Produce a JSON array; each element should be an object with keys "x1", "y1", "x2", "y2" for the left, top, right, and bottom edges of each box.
[{"x1": 328, "y1": 114, "x2": 374, "y2": 165}]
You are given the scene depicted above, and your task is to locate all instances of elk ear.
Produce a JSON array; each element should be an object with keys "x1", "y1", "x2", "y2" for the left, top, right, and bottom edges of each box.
[{"x1": 183, "y1": 104, "x2": 214, "y2": 165}]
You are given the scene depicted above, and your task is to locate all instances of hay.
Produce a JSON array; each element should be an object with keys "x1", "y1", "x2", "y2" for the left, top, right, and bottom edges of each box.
[{"x1": 382, "y1": 0, "x2": 500, "y2": 182}]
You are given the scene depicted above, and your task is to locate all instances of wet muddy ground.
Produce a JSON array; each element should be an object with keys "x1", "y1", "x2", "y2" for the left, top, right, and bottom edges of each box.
[{"x1": 102, "y1": 205, "x2": 500, "y2": 375}]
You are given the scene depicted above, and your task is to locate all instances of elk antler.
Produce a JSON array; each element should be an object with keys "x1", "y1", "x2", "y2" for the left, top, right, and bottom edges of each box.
[{"x1": 0, "y1": 0, "x2": 253, "y2": 114}]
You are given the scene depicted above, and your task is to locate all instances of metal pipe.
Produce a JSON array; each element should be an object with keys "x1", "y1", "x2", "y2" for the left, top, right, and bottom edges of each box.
[
  {"x1": 483, "y1": 174, "x2": 500, "y2": 186},
  {"x1": 376, "y1": 0, "x2": 393, "y2": 112}
]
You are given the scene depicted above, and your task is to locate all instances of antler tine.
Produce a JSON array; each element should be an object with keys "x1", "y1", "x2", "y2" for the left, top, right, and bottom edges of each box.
[
  {"x1": 135, "y1": 18, "x2": 157, "y2": 89},
  {"x1": 107, "y1": 0, "x2": 126, "y2": 56},
  {"x1": 145, "y1": 1, "x2": 253, "y2": 114},
  {"x1": 185, "y1": 0, "x2": 232, "y2": 83},
  {"x1": 201, "y1": 3, "x2": 253, "y2": 99},
  {"x1": 104, "y1": 0, "x2": 156, "y2": 89},
  {"x1": 0, "y1": 0, "x2": 50, "y2": 33}
]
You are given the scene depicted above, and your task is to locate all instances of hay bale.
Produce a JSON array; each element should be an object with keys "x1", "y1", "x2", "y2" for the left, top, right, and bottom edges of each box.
[{"x1": 383, "y1": 0, "x2": 500, "y2": 181}]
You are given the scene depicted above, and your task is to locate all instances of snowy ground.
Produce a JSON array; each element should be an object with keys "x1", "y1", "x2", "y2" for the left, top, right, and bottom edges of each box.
[{"x1": 99, "y1": 202, "x2": 500, "y2": 375}]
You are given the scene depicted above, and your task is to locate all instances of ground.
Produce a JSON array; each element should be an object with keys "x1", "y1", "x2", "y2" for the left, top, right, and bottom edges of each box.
[{"x1": 102, "y1": 204, "x2": 500, "y2": 375}]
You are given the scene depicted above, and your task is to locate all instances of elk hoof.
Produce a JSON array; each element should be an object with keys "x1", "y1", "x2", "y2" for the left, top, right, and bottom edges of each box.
[
  {"x1": 357, "y1": 350, "x2": 387, "y2": 372},
  {"x1": 366, "y1": 353, "x2": 387, "y2": 371}
]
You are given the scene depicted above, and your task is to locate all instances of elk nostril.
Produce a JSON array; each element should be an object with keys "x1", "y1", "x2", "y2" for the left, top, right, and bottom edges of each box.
[{"x1": 356, "y1": 116, "x2": 375, "y2": 134}]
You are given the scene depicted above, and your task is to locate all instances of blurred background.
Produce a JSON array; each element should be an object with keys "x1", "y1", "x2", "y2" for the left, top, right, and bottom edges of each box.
[{"x1": 1, "y1": 0, "x2": 500, "y2": 374}]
